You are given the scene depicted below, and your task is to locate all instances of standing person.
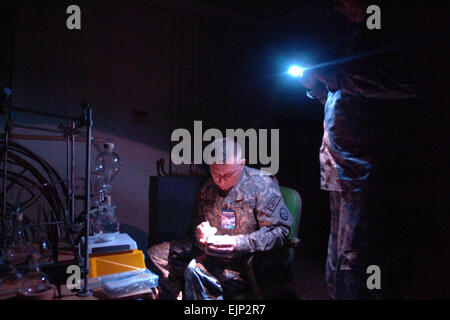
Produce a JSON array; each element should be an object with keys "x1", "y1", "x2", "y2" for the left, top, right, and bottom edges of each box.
[{"x1": 297, "y1": 0, "x2": 423, "y2": 299}]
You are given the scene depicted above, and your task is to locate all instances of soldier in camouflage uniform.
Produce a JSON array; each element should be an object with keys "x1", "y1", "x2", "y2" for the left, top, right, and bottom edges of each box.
[
  {"x1": 147, "y1": 138, "x2": 292, "y2": 300},
  {"x1": 299, "y1": 0, "x2": 422, "y2": 299}
]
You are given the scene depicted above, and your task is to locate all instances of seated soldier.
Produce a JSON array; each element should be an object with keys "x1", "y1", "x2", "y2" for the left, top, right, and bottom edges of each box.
[{"x1": 147, "y1": 138, "x2": 293, "y2": 300}]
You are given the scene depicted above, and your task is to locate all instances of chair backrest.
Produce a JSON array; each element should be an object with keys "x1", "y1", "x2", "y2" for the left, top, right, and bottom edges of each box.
[{"x1": 279, "y1": 186, "x2": 302, "y2": 241}]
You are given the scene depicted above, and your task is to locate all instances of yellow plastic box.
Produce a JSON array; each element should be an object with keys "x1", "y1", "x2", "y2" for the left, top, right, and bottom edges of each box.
[{"x1": 88, "y1": 249, "x2": 146, "y2": 278}]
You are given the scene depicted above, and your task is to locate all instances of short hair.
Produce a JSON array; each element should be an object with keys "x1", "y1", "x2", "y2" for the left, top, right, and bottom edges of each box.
[{"x1": 207, "y1": 137, "x2": 242, "y2": 164}]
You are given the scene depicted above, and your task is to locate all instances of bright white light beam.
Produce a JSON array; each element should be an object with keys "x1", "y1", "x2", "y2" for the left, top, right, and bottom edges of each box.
[{"x1": 287, "y1": 65, "x2": 305, "y2": 78}]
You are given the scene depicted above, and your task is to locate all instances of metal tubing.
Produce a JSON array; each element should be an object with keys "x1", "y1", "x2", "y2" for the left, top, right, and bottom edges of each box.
[
  {"x1": 10, "y1": 106, "x2": 79, "y2": 122},
  {"x1": 14, "y1": 124, "x2": 63, "y2": 134},
  {"x1": 1, "y1": 127, "x2": 9, "y2": 262},
  {"x1": 78, "y1": 105, "x2": 93, "y2": 296},
  {"x1": 71, "y1": 122, "x2": 75, "y2": 223},
  {"x1": 0, "y1": 134, "x2": 94, "y2": 143},
  {"x1": 66, "y1": 126, "x2": 70, "y2": 220}
]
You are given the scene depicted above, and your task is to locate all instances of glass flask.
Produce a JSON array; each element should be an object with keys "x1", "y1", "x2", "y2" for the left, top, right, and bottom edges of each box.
[
  {"x1": 93, "y1": 142, "x2": 121, "y2": 241},
  {"x1": 20, "y1": 250, "x2": 53, "y2": 299},
  {"x1": 94, "y1": 142, "x2": 121, "y2": 204},
  {"x1": 92, "y1": 205, "x2": 120, "y2": 241},
  {"x1": 22, "y1": 250, "x2": 47, "y2": 285},
  {"x1": 6, "y1": 210, "x2": 31, "y2": 265}
]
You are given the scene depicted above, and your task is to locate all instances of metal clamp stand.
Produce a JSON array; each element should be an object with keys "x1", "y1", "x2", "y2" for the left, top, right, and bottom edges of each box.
[
  {"x1": 76, "y1": 104, "x2": 93, "y2": 297},
  {"x1": 0, "y1": 88, "x2": 95, "y2": 296},
  {"x1": 1, "y1": 88, "x2": 12, "y2": 266},
  {"x1": 1, "y1": 126, "x2": 10, "y2": 266}
]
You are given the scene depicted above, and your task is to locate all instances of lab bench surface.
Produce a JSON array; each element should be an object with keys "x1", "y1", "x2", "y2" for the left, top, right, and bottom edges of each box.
[{"x1": 0, "y1": 245, "x2": 156, "y2": 300}]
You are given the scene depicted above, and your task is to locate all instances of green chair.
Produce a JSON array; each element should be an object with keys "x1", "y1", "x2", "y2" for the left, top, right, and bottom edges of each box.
[{"x1": 243, "y1": 186, "x2": 302, "y2": 299}]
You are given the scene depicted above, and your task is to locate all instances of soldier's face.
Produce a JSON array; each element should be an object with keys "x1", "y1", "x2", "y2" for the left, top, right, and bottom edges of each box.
[{"x1": 210, "y1": 161, "x2": 245, "y2": 191}]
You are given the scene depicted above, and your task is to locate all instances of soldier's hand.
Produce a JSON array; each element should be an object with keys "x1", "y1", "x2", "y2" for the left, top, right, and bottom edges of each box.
[
  {"x1": 196, "y1": 221, "x2": 217, "y2": 244},
  {"x1": 298, "y1": 70, "x2": 319, "y2": 89},
  {"x1": 146, "y1": 286, "x2": 159, "y2": 300},
  {"x1": 206, "y1": 235, "x2": 237, "y2": 258}
]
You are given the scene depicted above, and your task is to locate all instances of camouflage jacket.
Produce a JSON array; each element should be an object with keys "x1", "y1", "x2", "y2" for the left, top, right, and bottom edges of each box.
[
  {"x1": 306, "y1": 27, "x2": 421, "y2": 192},
  {"x1": 190, "y1": 166, "x2": 293, "y2": 255}
]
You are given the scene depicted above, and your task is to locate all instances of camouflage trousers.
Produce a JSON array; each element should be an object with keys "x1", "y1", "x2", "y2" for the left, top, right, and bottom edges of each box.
[
  {"x1": 147, "y1": 239, "x2": 288, "y2": 300},
  {"x1": 326, "y1": 190, "x2": 381, "y2": 300},
  {"x1": 147, "y1": 239, "x2": 245, "y2": 299},
  {"x1": 184, "y1": 255, "x2": 246, "y2": 300}
]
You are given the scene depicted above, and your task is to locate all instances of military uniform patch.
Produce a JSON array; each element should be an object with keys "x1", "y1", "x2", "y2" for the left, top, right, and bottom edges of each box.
[
  {"x1": 265, "y1": 193, "x2": 281, "y2": 212},
  {"x1": 280, "y1": 207, "x2": 289, "y2": 221}
]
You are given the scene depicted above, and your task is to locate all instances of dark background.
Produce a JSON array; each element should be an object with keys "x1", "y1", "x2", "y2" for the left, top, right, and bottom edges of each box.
[{"x1": 0, "y1": 0, "x2": 448, "y2": 298}]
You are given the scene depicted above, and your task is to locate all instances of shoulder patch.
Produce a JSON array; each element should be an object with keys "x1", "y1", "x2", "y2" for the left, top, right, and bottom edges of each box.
[
  {"x1": 280, "y1": 207, "x2": 289, "y2": 221},
  {"x1": 265, "y1": 193, "x2": 281, "y2": 212}
]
